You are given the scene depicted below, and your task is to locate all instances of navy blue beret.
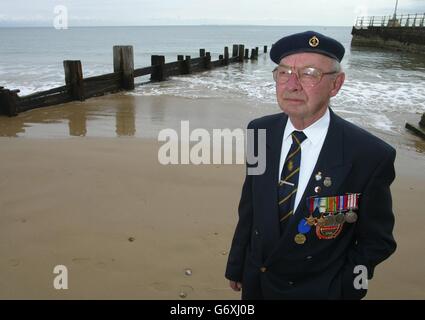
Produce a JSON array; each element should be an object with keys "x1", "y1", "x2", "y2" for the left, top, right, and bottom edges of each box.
[{"x1": 270, "y1": 30, "x2": 345, "y2": 64}]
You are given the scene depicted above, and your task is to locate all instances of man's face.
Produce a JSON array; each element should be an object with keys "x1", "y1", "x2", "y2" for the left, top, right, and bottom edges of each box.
[{"x1": 275, "y1": 52, "x2": 345, "y2": 124}]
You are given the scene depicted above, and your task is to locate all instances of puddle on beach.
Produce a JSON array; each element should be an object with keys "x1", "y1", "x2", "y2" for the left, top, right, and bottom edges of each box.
[{"x1": 0, "y1": 92, "x2": 424, "y2": 155}]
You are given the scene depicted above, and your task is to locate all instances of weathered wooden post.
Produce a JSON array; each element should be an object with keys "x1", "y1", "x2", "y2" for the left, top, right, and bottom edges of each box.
[
  {"x1": 113, "y1": 45, "x2": 135, "y2": 90},
  {"x1": 205, "y1": 52, "x2": 212, "y2": 70},
  {"x1": 232, "y1": 44, "x2": 239, "y2": 58},
  {"x1": 63, "y1": 60, "x2": 85, "y2": 101},
  {"x1": 255, "y1": 47, "x2": 259, "y2": 59},
  {"x1": 405, "y1": 112, "x2": 425, "y2": 139},
  {"x1": 177, "y1": 55, "x2": 185, "y2": 74},
  {"x1": 0, "y1": 87, "x2": 18, "y2": 117},
  {"x1": 200, "y1": 49, "x2": 206, "y2": 57},
  {"x1": 238, "y1": 44, "x2": 245, "y2": 62},
  {"x1": 420, "y1": 113, "x2": 425, "y2": 127},
  {"x1": 250, "y1": 48, "x2": 256, "y2": 60},
  {"x1": 151, "y1": 55, "x2": 166, "y2": 81},
  {"x1": 244, "y1": 48, "x2": 249, "y2": 60},
  {"x1": 183, "y1": 55, "x2": 191, "y2": 74},
  {"x1": 224, "y1": 46, "x2": 229, "y2": 65},
  {"x1": 264, "y1": 45, "x2": 268, "y2": 53}
]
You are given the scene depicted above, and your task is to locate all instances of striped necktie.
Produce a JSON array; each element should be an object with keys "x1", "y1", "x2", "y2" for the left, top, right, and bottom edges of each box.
[{"x1": 278, "y1": 130, "x2": 307, "y2": 234}]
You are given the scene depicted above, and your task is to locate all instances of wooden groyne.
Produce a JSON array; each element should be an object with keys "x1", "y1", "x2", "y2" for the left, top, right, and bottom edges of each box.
[
  {"x1": 406, "y1": 113, "x2": 425, "y2": 140},
  {"x1": 351, "y1": 13, "x2": 425, "y2": 53},
  {"x1": 0, "y1": 44, "x2": 267, "y2": 117}
]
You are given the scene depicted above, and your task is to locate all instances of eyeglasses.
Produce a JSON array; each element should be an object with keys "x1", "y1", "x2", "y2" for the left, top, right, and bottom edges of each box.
[{"x1": 272, "y1": 65, "x2": 339, "y2": 87}]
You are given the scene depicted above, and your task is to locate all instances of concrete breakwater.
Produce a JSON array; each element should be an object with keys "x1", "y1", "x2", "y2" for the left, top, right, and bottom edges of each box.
[{"x1": 351, "y1": 13, "x2": 425, "y2": 54}]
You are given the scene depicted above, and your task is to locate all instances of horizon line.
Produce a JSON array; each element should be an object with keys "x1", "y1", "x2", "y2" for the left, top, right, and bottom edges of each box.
[{"x1": 0, "y1": 24, "x2": 354, "y2": 28}]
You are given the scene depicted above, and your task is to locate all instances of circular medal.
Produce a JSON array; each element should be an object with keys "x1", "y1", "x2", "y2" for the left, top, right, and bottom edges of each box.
[
  {"x1": 345, "y1": 210, "x2": 358, "y2": 223},
  {"x1": 298, "y1": 218, "x2": 311, "y2": 234},
  {"x1": 325, "y1": 214, "x2": 336, "y2": 226},
  {"x1": 335, "y1": 212, "x2": 346, "y2": 224},
  {"x1": 315, "y1": 172, "x2": 322, "y2": 181},
  {"x1": 294, "y1": 233, "x2": 306, "y2": 245},
  {"x1": 314, "y1": 186, "x2": 321, "y2": 194},
  {"x1": 324, "y1": 177, "x2": 332, "y2": 187},
  {"x1": 317, "y1": 216, "x2": 326, "y2": 226}
]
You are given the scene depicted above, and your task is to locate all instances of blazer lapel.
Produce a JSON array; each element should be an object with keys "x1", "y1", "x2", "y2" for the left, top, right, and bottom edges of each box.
[{"x1": 259, "y1": 113, "x2": 287, "y2": 259}]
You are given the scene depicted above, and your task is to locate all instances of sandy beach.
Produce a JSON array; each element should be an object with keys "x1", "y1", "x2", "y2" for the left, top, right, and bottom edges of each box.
[{"x1": 0, "y1": 94, "x2": 424, "y2": 299}]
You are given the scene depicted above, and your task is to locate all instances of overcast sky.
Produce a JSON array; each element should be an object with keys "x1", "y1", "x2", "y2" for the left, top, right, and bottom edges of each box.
[{"x1": 0, "y1": 0, "x2": 424, "y2": 27}]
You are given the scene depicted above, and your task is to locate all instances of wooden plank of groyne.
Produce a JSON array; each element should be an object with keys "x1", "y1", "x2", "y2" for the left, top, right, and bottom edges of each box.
[
  {"x1": 17, "y1": 92, "x2": 73, "y2": 112},
  {"x1": 19, "y1": 85, "x2": 68, "y2": 101},
  {"x1": 134, "y1": 66, "x2": 152, "y2": 77},
  {"x1": 406, "y1": 122, "x2": 425, "y2": 140}
]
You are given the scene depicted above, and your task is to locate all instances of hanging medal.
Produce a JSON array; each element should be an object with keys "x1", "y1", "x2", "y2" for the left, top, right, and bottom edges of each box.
[
  {"x1": 294, "y1": 218, "x2": 311, "y2": 244},
  {"x1": 345, "y1": 193, "x2": 360, "y2": 223},
  {"x1": 306, "y1": 197, "x2": 318, "y2": 226},
  {"x1": 335, "y1": 195, "x2": 346, "y2": 224}
]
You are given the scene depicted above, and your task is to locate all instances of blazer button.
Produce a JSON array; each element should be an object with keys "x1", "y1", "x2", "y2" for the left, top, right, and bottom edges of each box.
[
  {"x1": 306, "y1": 255, "x2": 313, "y2": 260},
  {"x1": 254, "y1": 229, "x2": 259, "y2": 236},
  {"x1": 260, "y1": 267, "x2": 267, "y2": 273},
  {"x1": 288, "y1": 281, "x2": 295, "y2": 285}
]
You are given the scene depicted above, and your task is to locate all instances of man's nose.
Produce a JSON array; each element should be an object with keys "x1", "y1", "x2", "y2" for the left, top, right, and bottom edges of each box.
[{"x1": 285, "y1": 72, "x2": 302, "y2": 91}]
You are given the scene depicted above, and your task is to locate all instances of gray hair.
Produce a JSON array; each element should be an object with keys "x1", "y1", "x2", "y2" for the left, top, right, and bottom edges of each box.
[{"x1": 332, "y1": 60, "x2": 342, "y2": 73}]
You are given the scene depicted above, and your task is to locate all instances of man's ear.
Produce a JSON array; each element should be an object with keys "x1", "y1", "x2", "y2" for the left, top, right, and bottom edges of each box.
[{"x1": 330, "y1": 72, "x2": 345, "y2": 97}]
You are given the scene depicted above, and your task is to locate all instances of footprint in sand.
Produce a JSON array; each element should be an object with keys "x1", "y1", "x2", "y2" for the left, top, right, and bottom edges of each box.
[
  {"x1": 71, "y1": 258, "x2": 91, "y2": 264},
  {"x1": 149, "y1": 282, "x2": 171, "y2": 292},
  {"x1": 94, "y1": 261, "x2": 107, "y2": 269},
  {"x1": 72, "y1": 258, "x2": 109, "y2": 270},
  {"x1": 9, "y1": 259, "x2": 20, "y2": 267}
]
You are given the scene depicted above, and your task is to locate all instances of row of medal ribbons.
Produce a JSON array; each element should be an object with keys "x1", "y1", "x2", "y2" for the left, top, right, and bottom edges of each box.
[{"x1": 305, "y1": 193, "x2": 360, "y2": 226}]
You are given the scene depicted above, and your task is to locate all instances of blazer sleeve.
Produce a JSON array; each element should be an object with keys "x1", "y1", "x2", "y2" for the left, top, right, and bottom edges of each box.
[
  {"x1": 340, "y1": 147, "x2": 397, "y2": 299},
  {"x1": 225, "y1": 121, "x2": 256, "y2": 282}
]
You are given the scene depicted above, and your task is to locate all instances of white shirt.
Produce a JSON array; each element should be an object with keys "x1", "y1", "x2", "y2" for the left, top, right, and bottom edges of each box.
[{"x1": 278, "y1": 108, "x2": 330, "y2": 212}]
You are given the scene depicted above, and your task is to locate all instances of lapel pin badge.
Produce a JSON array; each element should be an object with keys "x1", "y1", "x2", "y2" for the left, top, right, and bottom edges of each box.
[{"x1": 324, "y1": 177, "x2": 332, "y2": 187}]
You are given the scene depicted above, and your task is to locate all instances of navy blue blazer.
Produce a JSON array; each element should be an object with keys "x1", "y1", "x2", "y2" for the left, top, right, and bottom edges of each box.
[{"x1": 225, "y1": 109, "x2": 397, "y2": 300}]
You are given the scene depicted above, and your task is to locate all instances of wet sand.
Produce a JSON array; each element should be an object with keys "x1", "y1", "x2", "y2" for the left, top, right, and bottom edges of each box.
[{"x1": 0, "y1": 94, "x2": 424, "y2": 299}]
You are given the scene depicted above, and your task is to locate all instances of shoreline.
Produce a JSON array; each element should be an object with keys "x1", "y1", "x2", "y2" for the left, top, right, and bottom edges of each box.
[{"x1": 0, "y1": 93, "x2": 424, "y2": 157}]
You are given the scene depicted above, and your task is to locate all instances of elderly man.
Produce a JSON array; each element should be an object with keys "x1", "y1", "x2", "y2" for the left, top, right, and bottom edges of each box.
[{"x1": 225, "y1": 31, "x2": 397, "y2": 300}]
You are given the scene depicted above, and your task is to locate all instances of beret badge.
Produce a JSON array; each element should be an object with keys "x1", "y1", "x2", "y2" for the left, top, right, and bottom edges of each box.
[{"x1": 309, "y1": 36, "x2": 320, "y2": 47}]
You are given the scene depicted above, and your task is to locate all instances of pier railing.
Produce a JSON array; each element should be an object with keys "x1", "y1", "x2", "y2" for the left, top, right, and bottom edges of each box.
[
  {"x1": 0, "y1": 44, "x2": 267, "y2": 117},
  {"x1": 355, "y1": 13, "x2": 425, "y2": 28}
]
